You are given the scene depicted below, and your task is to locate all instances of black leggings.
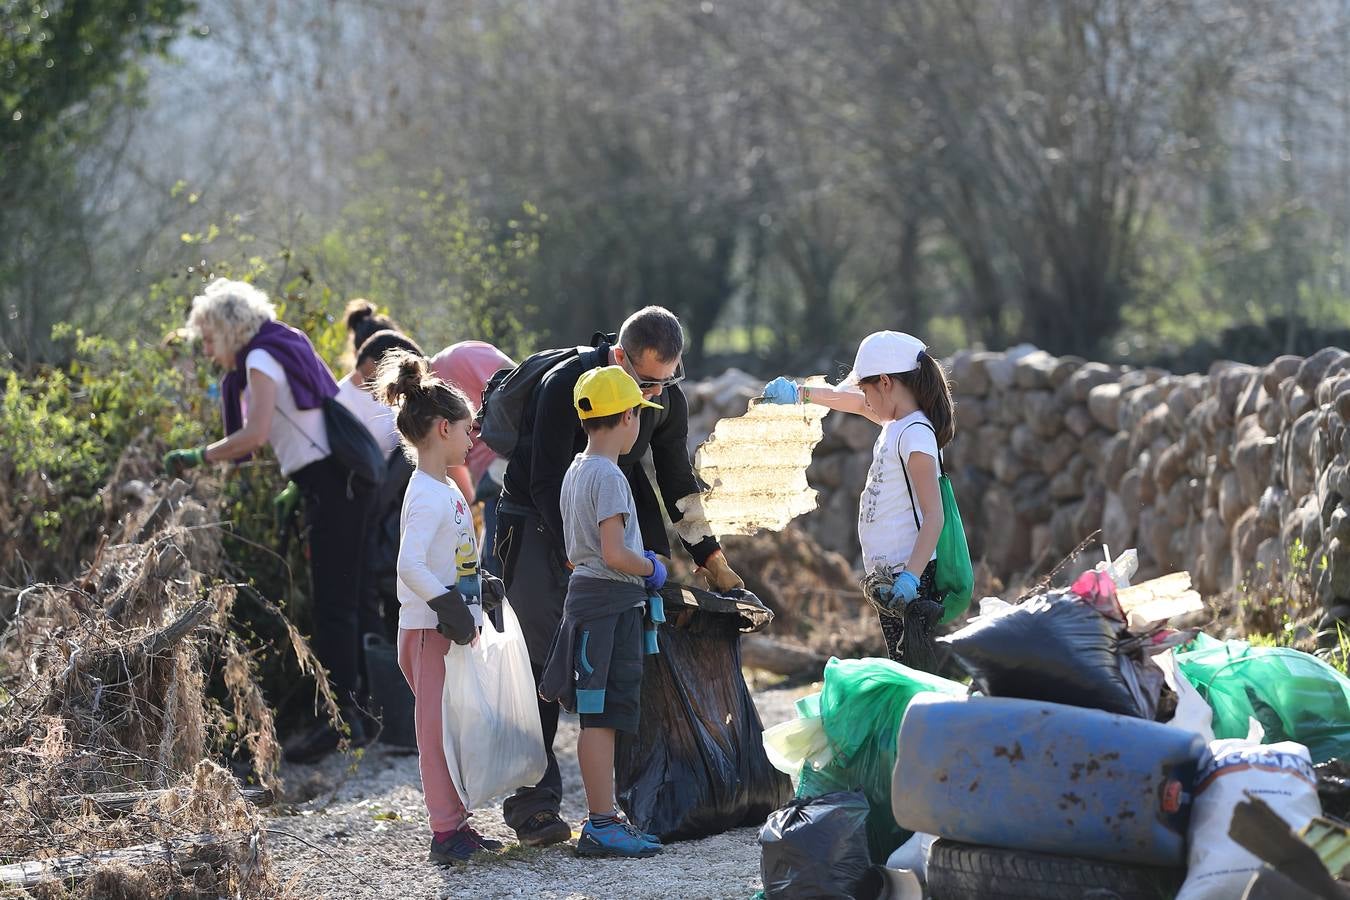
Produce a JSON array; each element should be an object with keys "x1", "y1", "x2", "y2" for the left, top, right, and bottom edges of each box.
[{"x1": 292, "y1": 455, "x2": 374, "y2": 705}]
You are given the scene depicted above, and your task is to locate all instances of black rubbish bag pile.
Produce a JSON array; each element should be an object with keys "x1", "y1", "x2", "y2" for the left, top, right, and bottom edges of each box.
[
  {"x1": 616, "y1": 583, "x2": 792, "y2": 842},
  {"x1": 939, "y1": 563, "x2": 1196, "y2": 719}
]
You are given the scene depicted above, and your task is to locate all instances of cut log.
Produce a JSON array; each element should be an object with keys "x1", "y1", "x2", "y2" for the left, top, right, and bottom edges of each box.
[
  {"x1": 0, "y1": 833, "x2": 244, "y2": 890},
  {"x1": 60, "y1": 786, "x2": 273, "y2": 817},
  {"x1": 742, "y1": 634, "x2": 828, "y2": 676}
]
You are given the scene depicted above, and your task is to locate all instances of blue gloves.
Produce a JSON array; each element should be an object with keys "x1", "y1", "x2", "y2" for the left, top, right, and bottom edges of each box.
[
  {"x1": 888, "y1": 570, "x2": 921, "y2": 607},
  {"x1": 761, "y1": 376, "x2": 799, "y2": 405},
  {"x1": 643, "y1": 550, "x2": 667, "y2": 592}
]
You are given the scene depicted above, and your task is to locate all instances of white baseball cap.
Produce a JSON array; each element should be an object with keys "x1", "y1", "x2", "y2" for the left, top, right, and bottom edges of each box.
[{"x1": 841, "y1": 331, "x2": 927, "y2": 387}]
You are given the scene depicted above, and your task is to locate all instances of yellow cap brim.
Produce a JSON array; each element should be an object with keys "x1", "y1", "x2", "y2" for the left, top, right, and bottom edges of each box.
[{"x1": 639, "y1": 398, "x2": 663, "y2": 410}]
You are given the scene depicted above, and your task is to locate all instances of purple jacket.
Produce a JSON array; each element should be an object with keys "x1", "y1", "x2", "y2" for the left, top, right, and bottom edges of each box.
[{"x1": 220, "y1": 320, "x2": 338, "y2": 437}]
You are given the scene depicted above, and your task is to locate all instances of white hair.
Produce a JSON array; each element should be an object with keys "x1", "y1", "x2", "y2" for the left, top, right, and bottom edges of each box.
[{"x1": 186, "y1": 278, "x2": 276, "y2": 358}]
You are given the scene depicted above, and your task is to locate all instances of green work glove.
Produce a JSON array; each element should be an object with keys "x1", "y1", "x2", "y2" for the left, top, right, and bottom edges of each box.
[
  {"x1": 163, "y1": 447, "x2": 206, "y2": 477},
  {"x1": 273, "y1": 481, "x2": 301, "y2": 532}
]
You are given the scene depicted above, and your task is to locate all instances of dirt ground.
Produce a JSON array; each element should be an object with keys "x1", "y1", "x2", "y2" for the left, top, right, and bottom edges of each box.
[{"x1": 267, "y1": 681, "x2": 809, "y2": 900}]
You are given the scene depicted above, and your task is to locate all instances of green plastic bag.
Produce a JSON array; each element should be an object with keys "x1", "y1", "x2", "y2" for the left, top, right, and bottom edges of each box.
[
  {"x1": 1175, "y1": 634, "x2": 1350, "y2": 763},
  {"x1": 934, "y1": 472, "x2": 974, "y2": 623},
  {"x1": 896, "y1": 426, "x2": 974, "y2": 624},
  {"x1": 794, "y1": 657, "x2": 966, "y2": 861}
]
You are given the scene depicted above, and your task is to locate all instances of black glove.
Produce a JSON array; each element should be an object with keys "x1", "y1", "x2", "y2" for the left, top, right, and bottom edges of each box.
[
  {"x1": 481, "y1": 572, "x2": 506, "y2": 612},
  {"x1": 428, "y1": 587, "x2": 476, "y2": 645}
]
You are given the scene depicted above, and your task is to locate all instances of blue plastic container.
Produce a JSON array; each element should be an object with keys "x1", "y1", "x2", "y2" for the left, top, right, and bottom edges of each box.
[{"x1": 891, "y1": 696, "x2": 1206, "y2": 866}]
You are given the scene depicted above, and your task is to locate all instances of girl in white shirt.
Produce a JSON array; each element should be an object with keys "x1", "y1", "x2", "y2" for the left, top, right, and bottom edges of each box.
[
  {"x1": 761, "y1": 331, "x2": 957, "y2": 670},
  {"x1": 375, "y1": 350, "x2": 507, "y2": 864}
]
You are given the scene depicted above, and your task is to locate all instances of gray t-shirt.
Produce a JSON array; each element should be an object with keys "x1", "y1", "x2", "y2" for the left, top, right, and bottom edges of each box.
[{"x1": 560, "y1": 453, "x2": 644, "y2": 586}]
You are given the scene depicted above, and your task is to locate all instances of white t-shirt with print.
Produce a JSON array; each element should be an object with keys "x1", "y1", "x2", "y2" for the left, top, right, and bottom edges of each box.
[
  {"x1": 245, "y1": 349, "x2": 329, "y2": 476},
  {"x1": 857, "y1": 411, "x2": 940, "y2": 575},
  {"x1": 396, "y1": 470, "x2": 479, "y2": 631},
  {"x1": 336, "y1": 374, "x2": 400, "y2": 459}
]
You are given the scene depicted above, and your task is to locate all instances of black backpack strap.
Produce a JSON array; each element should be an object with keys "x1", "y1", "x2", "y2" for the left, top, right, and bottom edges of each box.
[{"x1": 896, "y1": 420, "x2": 944, "y2": 530}]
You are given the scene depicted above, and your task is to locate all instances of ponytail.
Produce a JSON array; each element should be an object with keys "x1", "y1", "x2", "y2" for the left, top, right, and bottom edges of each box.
[
  {"x1": 373, "y1": 349, "x2": 472, "y2": 447},
  {"x1": 896, "y1": 351, "x2": 955, "y2": 448}
]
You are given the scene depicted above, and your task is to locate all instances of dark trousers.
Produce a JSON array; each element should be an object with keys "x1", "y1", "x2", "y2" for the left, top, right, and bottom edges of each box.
[
  {"x1": 292, "y1": 455, "x2": 374, "y2": 706},
  {"x1": 497, "y1": 503, "x2": 570, "y2": 829}
]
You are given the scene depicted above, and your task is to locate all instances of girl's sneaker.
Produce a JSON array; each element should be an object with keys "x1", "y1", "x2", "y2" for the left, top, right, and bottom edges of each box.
[
  {"x1": 576, "y1": 818, "x2": 663, "y2": 859},
  {"x1": 428, "y1": 826, "x2": 504, "y2": 865}
]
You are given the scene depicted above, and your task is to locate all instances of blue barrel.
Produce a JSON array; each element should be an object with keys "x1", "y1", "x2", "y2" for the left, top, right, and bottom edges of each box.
[{"x1": 891, "y1": 696, "x2": 1206, "y2": 866}]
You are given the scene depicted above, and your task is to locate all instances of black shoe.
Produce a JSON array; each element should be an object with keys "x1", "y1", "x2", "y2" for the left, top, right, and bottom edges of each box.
[{"x1": 514, "y1": 810, "x2": 572, "y2": 847}]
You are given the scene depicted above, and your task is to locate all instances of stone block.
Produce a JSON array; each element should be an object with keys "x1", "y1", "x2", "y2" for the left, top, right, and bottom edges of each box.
[
  {"x1": 1263, "y1": 355, "x2": 1303, "y2": 398},
  {"x1": 1013, "y1": 350, "x2": 1058, "y2": 389},
  {"x1": 1101, "y1": 491, "x2": 1134, "y2": 554},
  {"x1": 1296, "y1": 347, "x2": 1350, "y2": 394},
  {"x1": 1218, "y1": 471, "x2": 1245, "y2": 528},
  {"x1": 1087, "y1": 383, "x2": 1123, "y2": 432},
  {"x1": 1063, "y1": 404, "x2": 1095, "y2": 439},
  {"x1": 1041, "y1": 431, "x2": 1080, "y2": 477},
  {"x1": 1023, "y1": 390, "x2": 1061, "y2": 438},
  {"x1": 1069, "y1": 363, "x2": 1117, "y2": 402}
]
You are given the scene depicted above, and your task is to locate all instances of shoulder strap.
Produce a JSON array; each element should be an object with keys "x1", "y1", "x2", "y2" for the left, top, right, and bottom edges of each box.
[
  {"x1": 895, "y1": 420, "x2": 944, "y2": 531},
  {"x1": 273, "y1": 398, "x2": 328, "y2": 456}
]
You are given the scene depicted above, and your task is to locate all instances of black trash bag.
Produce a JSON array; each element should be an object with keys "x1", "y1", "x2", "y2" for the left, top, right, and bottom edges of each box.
[
  {"x1": 760, "y1": 791, "x2": 872, "y2": 899},
  {"x1": 1315, "y1": 758, "x2": 1350, "y2": 820},
  {"x1": 939, "y1": 593, "x2": 1142, "y2": 717},
  {"x1": 615, "y1": 583, "x2": 792, "y2": 842}
]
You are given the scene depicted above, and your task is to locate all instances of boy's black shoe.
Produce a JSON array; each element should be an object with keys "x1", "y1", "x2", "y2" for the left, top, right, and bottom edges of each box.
[{"x1": 515, "y1": 810, "x2": 572, "y2": 847}]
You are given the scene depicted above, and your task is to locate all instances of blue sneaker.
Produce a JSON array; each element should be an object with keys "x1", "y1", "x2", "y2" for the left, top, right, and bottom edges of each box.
[
  {"x1": 615, "y1": 813, "x2": 660, "y2": 845},
  {"x1": 575, "y1": 818, "x2": 663, "y2": 858}
]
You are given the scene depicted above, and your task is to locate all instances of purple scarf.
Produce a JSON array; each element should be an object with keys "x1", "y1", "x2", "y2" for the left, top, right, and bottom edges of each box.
[{"x1": 220, "y1": 320, "x2": 339, "y2": 436}]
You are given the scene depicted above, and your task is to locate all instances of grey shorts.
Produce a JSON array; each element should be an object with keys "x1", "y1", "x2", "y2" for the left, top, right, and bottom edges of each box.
[{"x1": 578, "y1": 606, "x2": 645, "y2": 734}]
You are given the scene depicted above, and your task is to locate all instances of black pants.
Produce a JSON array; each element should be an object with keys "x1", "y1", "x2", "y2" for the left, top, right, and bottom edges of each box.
[
  {"x1": 497, "y1": 503, "x2": 570, "y2": 829},
  {"x1": 292, "y1": 455, "x2": 374, "y2": 706}
]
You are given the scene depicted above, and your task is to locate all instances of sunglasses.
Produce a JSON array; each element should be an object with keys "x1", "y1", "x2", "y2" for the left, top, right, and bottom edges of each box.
[{"x1": 622, "y1": 353, "x2": 685, "y2": 391}]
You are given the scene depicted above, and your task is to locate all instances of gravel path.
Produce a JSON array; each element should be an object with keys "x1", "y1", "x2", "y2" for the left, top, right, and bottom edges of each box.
[{"x1": 267, "y1": 680, "x2": 810, "y2": 899}]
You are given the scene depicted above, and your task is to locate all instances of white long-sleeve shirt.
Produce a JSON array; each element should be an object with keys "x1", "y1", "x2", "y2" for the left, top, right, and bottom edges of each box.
[{"x1": 396, "y1": 470, "x2": 478, "y2": 630}]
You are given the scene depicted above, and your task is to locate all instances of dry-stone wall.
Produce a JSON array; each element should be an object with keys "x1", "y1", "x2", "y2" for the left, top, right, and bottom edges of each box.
[{"x1": 683, "y1": 347, "x2": 1350, "y2": 644}]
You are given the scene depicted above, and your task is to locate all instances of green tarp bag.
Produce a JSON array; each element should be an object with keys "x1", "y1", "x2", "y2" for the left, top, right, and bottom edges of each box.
[
  {"x1": 1175, "y1": 633, "x2": 1350, "y2": 763},
  {"x1": 897, "y1": 424, "x2": 975, "y2": 623},
  {"x1": 792, "y1": 657, "x2": 966, "y2": 861}
]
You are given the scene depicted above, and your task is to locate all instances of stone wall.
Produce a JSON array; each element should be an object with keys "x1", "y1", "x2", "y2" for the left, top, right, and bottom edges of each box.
[{"x1": 683, "y1": 347, "x2": 1350, "y2": 644}]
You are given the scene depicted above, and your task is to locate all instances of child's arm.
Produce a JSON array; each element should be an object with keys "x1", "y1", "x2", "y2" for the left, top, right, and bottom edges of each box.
[
  {"x1": 800, "y1": 384, "x2": 885, "y2": 425},
  {"x1": 903, "y1": 451, "x2": 945, "y2": 575},
  {"x1": 599, "y1": 514, "x2": 657, "y2": 578},
  {"x1": 397, "y1": 493, "x2": 449, "y2": 603},
  {"x1": 761, "y1": 376, "x2": 883, "y2": 425}
]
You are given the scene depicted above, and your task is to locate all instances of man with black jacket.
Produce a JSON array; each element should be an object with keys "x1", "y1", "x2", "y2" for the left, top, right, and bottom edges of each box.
[{"x1": 496, "y1": 305, "x2": 744, "y2": 846}]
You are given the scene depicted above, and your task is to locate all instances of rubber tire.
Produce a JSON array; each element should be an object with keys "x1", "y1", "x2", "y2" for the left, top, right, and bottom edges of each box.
[{"x1": 926, "y1": 839, "x2": 1183, "y2": 900}]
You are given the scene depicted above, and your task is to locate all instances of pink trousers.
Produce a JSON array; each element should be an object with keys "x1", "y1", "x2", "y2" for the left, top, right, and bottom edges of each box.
[{"x1": 397, "y1": 627, "x2": 468, "y2": 833}]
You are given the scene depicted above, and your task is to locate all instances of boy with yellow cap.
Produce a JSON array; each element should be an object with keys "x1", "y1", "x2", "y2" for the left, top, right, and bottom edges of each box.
[{"x1": 538, "y1": 366, "x2": 667, "y2": 858}]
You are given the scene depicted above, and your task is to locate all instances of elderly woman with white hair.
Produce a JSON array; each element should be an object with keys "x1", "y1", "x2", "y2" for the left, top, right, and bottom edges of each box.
[{"x1": 165, "y1": 278, "x2": 375, "y2": 762}]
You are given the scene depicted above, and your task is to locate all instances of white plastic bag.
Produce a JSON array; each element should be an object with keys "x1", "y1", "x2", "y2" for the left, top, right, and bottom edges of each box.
[
  {"x1": 1151, "y1": 649, "x2": 1214, "y2": 742},
  {"x1": 762, "y1": 715, "x2": 834, "y2": 777},
  {"x1": 441, "y1": 600, "x2": 546, "y2": 809},
  {"x1": 1176, "y1": 738, "x2": 1321, "y2": 900}
]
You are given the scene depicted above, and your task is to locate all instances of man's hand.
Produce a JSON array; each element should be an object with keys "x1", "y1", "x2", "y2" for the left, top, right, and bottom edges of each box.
[
  {"x1": 698, "y1": 550, "x2": 744, "y2": 593},
  {"x1": 163, "y1": 447, "x2": 205, "y2": 477},
  {"x1": 761, "y1": 376, "x2": 799, "y2": 405},
  {"x1": 273, "y1": 481, "x2": 301, "y2": 532}
]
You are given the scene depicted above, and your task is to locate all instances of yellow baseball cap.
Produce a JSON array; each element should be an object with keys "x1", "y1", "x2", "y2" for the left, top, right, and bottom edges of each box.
[{"x1": 574, "y1": 365, "x2": 663, "y2": 419}]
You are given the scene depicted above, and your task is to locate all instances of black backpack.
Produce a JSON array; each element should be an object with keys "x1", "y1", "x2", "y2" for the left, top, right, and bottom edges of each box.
[{"x1": 475, "y1": 344, "x2": 592, "y2": 456}]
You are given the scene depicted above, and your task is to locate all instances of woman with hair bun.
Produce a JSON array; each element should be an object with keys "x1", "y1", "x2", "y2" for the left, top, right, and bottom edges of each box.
[{"x1": 165, "y1": 278, "x2": 375, "y2": 762}]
